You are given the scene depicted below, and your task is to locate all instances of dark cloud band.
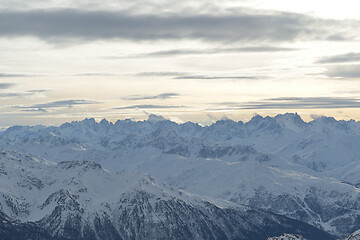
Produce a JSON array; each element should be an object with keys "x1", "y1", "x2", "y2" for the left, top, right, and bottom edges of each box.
[
  {"x1": 130, "y1": 46, "x2": 298, "y2": 57},
  {"x1": 326, "y1": 65, "x2": 360, "y2": 79},
  {"x1": 317, "y1": 52, "x2": 360, "y2": 64},
  {"x1": 0, "y1": 9, "x2": 354, "y2": 43},
  {"x1": 175, "y1": 75, "x2": 259, "y2": 80},
  {"x1": 0, "y1": 73, "x2": 29, "y2": 78},
  {"x1": 122, "y1": 93, "x2": 180, "y2": 100},
  {"x1": 213, "y1": 97, "x2": 360, "y2": 110},
  {"x1": 0, "y1": 83, "x2": 16, "y2": 89},
  {"x1": 113, "y1": 104, "x2": 183, "y2": 109},
  {"x1": 12, "y1": 99, "x2": 100, "y2": 112},
  {"x1": 0, "y1": 89, "x2": 47, "y2": 98}
]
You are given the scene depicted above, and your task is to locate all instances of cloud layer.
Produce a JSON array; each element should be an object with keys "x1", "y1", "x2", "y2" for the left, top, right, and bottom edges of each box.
[
  {"x1": 0, "y1": 83, "x2": 16, "y2": 89},
  {"x1": 0, "y1": 9, "x2": 354, "y2": 43},
  {"x1": 113, "y1": 104, "x2": 183, "y2": 109},
  {"x1": 133, "y1": 46, "x2": 298, "y2": 57},
  {"x1": 318, "y1": 52, "x2": 360, "y2": 64},
  {"x1": 175, "y1": 75, "x2": 259, "y2": 80},
  {"x1": 12, "y1": 99, "x2": 100, "y2": 112},
  {"x1": 122, "y1": 93, "x2": 180, "y2": 100},
  {"x1": 326, "y1": 65, "x2": 360, "y2": 79},
  {"x1": 212, "y1": 97, "x2": 360, "y2": 110}
]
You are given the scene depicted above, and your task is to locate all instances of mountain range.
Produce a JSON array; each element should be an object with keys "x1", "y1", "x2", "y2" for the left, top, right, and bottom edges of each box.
[{"x1": 1, "y1": 113, "x2": 360, "y2": 239}]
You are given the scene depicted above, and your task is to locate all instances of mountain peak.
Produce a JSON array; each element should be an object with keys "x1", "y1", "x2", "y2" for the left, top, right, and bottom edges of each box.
[
  {"x1": 80, "y1": 117, "x2": 96, "y2": 126},
  {"x1": 274, "y1": 113, "x2": 306, "y2": 130},
  {"x1": 275, "y1": 112, "x2": 301, "y2": 119},
  {"x1": 249, "y1": 114, "x2": 264, "y2": 123},
  {"x1": 99, "y1": 118, "x2": 111, "y2": 126},
  {"x1": 246, "y1": 113, "x2": 306, "y2": 133}
]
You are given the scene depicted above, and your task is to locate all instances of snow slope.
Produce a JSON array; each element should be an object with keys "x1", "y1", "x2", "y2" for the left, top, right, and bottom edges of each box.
[{"x1": 0, "y1": 150, "x2": 333, "y2": 240}]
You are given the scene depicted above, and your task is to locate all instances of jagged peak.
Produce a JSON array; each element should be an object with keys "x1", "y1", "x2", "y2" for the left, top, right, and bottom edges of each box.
[
  {"x1": 245, "y1": 113, "x2": 307, "y2": 133},
  {"x1": 99, "y1": 118, "x2": 110, "y2": 125},
  {"x1": 249, "y1": 114, "x2": 264, "y2": 123},
  {"x1": 81, "y1": 117, "x2": 96, "y2": 124},
  {"x1": 275, "y1": 112, "x2": 303, "y2": 120},
  {"x1": 275, "y1": 112, "x2": 306, "y2": 127}
]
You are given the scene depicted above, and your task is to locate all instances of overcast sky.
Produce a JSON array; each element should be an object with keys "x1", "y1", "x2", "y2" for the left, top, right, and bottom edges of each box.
[{"x1": 1, "y1": 0, "x2": 360, "y2": 127}]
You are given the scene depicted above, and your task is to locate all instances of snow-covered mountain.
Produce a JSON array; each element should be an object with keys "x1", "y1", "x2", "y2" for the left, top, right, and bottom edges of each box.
[
  {"x1": 0, "y1": 150, "x2": 333, "y2": 240},
  {"x1": 1, "y1": 113, "x2": 360, "y2": 237}
]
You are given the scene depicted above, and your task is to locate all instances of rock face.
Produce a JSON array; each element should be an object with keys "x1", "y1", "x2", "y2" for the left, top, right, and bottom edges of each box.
[
  {"x1": 343, "y1": 229, "x2": 360, "y2": 240},
  {"x1": 268, "y1": 234, "x2": 307, "y2": 240},
  {"x1": 1, "y1": 114, "x2": 360, "y2": 237},
  {"x1": 0, "y1": 150, "x2": 334, "y2": 240}
]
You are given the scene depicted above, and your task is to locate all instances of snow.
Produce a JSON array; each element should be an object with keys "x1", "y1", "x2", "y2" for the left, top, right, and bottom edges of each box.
[
  {"x1": 0, "y1": 150, "x2": 240, "y2": 225},
  {"x1": 1, "y1": 113, "x2": 360, "y2": 237}
]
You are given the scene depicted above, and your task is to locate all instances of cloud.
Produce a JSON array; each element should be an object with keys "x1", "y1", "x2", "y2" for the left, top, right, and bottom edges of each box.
[
  {"x1": 0, "y1": 9, "x2": 355, "y2": 43},
  {"x1": 11, "y1": 99, "x2": 100, "y2": 112},
  {"x1": 122, "y1": 93, "x2": 180, "y2": 100},
  {"x1": 333, "y1": 90, "x2": 360, "y2": 94},
  {"x1": 20, "y1": 108, "x2": 47, "y2": 112},
  {"x1": 175, "y1": 75, "x2": 260, "y2": 80},
  {"x1": 127, "y1": 46, "x2": 298, "y2": 58},
  {"x1": 26, "y1": 89, "x2": 49, "y2": 93},
  {"x1": 317, "y1": 53, "x2": 360, "y2": 64},
  {"x1": 134, "y1": 72, "x2": 262, "y2": 80},
  {"x1": 68, "y1": 72, "x2": 124, "y2": 77},
  {"x1": 113, "y1": 104, "x2": 183, "y2": 109},
  {"x1": 326, "y1": 65, "x2": 360, "y2": 79},
  {"x1": 0, "y1": 73, "x2": 30, "y2": 78},
  {"x1": 310, "y1": 114, "x2": 325, "y2": 120},
  {"x1": 212, "y1": 97, "x2": 360, "y2": 110},
  {"x1": 0, "y1": 89, "x2": 48, "y2": 99},
  {"x1": 0, "y1": 83, "x2": 16, "y2": 89},
  {"x1": 135, "y1": 72, "x2": 186, "y2": 77},
  {"x1": 0, "y1": 72, "x2": 126, "y2": 78},
  {"x1": 0, "y1": 93, "x2": 32, "y2": 98}
]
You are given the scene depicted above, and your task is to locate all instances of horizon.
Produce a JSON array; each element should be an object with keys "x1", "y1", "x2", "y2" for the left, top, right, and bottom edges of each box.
[
  {"x1": 1, "y1": 112, "x2": 358, "y2": 130},
  {"x1": 1, "y1": 1, "x2": 360, "y2": 127}
]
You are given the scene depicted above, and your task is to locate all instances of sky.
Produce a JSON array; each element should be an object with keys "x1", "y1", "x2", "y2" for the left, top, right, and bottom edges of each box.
[{"x1": 1, "y1": 0, "x2": 360, "y2": 127}]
